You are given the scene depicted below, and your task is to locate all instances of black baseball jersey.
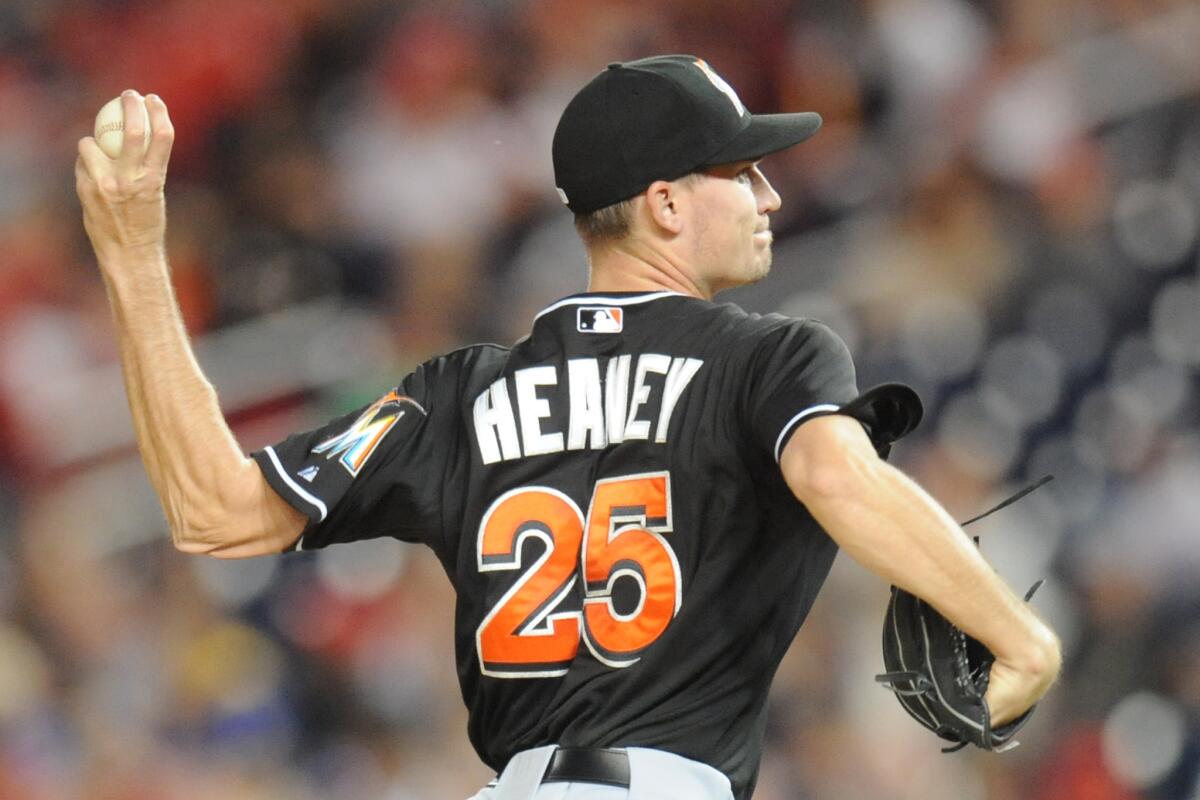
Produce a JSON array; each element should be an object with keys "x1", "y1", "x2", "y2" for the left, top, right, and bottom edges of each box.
[{"x1": 253, "y1": 290, "x2": 918, "y2": 799}]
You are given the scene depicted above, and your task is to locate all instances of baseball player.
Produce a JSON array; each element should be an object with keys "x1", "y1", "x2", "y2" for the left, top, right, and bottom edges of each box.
[{"x1": 75, "y1": 56, "x2": 1061, "y2": 799}]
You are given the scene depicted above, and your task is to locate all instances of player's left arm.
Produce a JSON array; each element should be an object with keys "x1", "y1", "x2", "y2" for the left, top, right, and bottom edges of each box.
[{"x1": 780, "y1": 416, "x2": 1062, "y2": 726}]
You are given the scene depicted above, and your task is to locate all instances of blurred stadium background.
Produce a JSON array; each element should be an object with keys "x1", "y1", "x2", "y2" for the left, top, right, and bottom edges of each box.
[{"x1": 1, "y1": 0, "x2": 1199, "y2": 797}]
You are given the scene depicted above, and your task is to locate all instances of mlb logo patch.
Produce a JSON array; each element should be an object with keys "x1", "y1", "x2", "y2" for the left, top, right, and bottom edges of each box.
[{"x1": 578, "y1": 306, "x2": 624, "y2": 333}]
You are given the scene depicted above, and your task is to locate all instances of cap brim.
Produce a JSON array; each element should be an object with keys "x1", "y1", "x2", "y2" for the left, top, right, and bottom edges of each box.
[{"x1": 703, "y1": 111, "x2": 823, "y2": 166}]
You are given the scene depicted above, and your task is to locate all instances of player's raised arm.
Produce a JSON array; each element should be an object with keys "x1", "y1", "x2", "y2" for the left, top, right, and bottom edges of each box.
[
  {"x1": 779, "y1": 414, "x2": 1062, "y2": 727},
  {"x1": 75, "y1": 90, "x2": 306, "y2": 558}
]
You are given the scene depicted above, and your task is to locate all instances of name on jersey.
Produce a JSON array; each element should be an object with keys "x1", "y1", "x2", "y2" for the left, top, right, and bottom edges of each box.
[{"x1": 473, "y1": 354, "x2": 704, "y2": 465}]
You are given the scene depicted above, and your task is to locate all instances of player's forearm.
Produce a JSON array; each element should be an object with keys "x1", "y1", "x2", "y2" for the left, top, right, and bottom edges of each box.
[
  {"x1": 104, "y1": 277, "x2": 170, "y2": 502},
  {"x1": 100, "y1": 254, "x2": 253, "y2": 549},
  {"x1": 783, "y1": 419, "x2": 1061, "y2": 679},
  {"x1": 824, "y1": 461, "x2": 1057, "y2": 672}
]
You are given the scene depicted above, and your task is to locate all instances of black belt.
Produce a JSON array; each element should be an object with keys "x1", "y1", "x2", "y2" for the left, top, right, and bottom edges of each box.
[{"x1": 542, "y1": 747, "x2": 630, "y2": 788}]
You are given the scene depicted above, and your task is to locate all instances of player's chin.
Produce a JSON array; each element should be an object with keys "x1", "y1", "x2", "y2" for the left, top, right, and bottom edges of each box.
[
  {"x1": 738, "y1": 255, "x2": 772, "y2": 287},
  {"x1": 753, "y1": 247, "x2": 773, "y2": 277}
]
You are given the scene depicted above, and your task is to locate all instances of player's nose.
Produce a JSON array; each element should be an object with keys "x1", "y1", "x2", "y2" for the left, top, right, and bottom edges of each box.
[{"x1": 755, "y1": 168, "x2": 781, "y2": 214}]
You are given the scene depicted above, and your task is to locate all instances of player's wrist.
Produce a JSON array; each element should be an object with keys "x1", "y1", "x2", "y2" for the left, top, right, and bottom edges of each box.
[
  {"x1": 995, "y1": 622, "x2": 1061, "y2": 692},
  {"x1": 99, "y1": 249, "x2": 172, "y2": 297},
  {"x1": 93, "y1": 223, "x2": 166, "y2": 261},
  {"x1": 1025, "y1": 624, "x2": 1062, "y2": 689}
]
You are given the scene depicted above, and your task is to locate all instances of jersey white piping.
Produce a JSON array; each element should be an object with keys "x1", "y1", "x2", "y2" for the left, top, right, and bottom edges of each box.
[
  {"x1": 773, "y1": 404, "x2": 840, "y2": 463},
  {"x1": 533, "y1": 291, "x2": 686, "y2": 322},
  {"x1": 264, "y1": 446, "x2": 328, "y2": 522}
]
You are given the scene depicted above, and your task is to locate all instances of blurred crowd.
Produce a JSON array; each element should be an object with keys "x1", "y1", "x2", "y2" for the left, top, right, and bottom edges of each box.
[{"x1": 1, "y1": 0, "x2": 1199, "y2": 797}]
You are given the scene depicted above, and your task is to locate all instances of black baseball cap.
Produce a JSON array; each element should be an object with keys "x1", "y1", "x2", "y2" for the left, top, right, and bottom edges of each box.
[{"x1": 552, "y1": 55, "x2": 823, "y2": 214}]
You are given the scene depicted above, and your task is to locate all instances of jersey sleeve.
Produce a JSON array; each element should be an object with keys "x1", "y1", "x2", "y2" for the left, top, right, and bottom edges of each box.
[
  {"x1": 744, "y1": 319, "x2": 859, "y2": 462},
  {"x1": 251, "y1": 361, "x2": 448, "y2": 552},
  {"x1": 744, "y1": 319, "x2": 923, "y2": 462}
]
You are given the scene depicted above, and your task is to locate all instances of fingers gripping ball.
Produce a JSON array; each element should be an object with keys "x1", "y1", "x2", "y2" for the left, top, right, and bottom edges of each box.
[{"x1": 94, "y1": 95, "x2": 151, "y2": 159}]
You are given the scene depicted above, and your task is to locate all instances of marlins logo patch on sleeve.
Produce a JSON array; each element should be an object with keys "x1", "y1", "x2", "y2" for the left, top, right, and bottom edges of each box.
[{"x1": 312, "y1": 390, "x2": 427, "y2": 476}]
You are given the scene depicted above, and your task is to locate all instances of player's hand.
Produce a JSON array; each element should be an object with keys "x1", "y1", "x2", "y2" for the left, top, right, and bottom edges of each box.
[
  {"x1": 75, "y1": 90, "x2": 175, "y2": 271},
  {"x1": 984, "y1": 629, "x2": 1061, "y2": 727}
]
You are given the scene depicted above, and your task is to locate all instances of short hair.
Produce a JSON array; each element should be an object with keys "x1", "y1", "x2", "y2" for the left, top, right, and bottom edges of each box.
[
  {"x1": 573, "y1": 196, "x2": 637, "y2": 247},
  {"x1": 572, "y1": 173, "x2": 703, "y2": 249}
]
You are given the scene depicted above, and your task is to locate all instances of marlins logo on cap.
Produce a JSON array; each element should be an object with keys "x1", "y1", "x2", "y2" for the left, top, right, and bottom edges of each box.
[{"x1": 693, "y1": 59, "x2": 746, "y2": 116}]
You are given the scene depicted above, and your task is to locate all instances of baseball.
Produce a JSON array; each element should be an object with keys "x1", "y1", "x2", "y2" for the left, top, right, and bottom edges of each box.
[{"x1": 93, "y1": 95, "x2": 151, "y2": 159}]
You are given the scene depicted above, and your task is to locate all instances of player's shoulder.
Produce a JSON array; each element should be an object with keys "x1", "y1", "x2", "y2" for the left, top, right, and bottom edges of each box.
[
  {"x1": 688, "y1": 298, "x2": 836, "y2": 351},
  {"x1": 429, "y1": 341, "x2": 513, "y2": 370},
  {"x1": 407, "y1": 342, "x2": 513, "y2": 399}
]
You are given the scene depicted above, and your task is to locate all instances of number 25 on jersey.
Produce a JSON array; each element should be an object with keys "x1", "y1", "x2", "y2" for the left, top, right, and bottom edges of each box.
[{"x1": 475, "y1": 472, "x2": 681, "y2": 677}]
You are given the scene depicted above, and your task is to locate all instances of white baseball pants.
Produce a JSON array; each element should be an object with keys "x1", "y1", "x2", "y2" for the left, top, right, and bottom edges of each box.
[{"x1": 467, "y1": 746, "x2": 735, "y2": 800}]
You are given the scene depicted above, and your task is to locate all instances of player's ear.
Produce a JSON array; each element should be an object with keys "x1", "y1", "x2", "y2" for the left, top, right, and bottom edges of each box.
[{"x1": 643, "y1": 179, "x2": 685, "y2": 236}]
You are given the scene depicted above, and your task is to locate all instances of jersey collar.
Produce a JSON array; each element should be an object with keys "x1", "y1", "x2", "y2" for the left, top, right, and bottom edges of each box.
[{"x1": 533, "y1": 290, "x2": 687, "y2": 322}]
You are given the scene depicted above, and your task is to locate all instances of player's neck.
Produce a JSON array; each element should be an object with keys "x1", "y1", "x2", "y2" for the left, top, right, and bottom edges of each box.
[{"x1": 586, "y1": 245, "x2": 711, "y2": 300}]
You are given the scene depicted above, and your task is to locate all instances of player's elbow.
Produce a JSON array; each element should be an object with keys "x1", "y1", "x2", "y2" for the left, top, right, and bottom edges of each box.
[
  {"x1": 169, "y1": 516, "x2": 238, "y2": 557},
  {"x1": 162, "y1": 493, "x2": 221, "y2": 554},
  {"x1": 168, "y1": 460, "x2": 298, "y2": 558},
  {"x1": 165, "y1": 496, "x2": 252, "y2": 559},
  {"x1": 171, "y1": 522, "x2": 279, "y2": 559},
  {"x1": 172, "y1": 533, "x2": 218, "y2": 556}
]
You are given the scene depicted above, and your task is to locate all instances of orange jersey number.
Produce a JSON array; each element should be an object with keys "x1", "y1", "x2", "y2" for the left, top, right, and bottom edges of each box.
[
  {"x1": 475, "y1": 473, "x2": 681, "y2": 677},
  {"x1": 476, "y1": 487, "x2": 584, "y2": 678},
  {"x1": 582, "y1": 472, "x2": 679, "y2": 667}
]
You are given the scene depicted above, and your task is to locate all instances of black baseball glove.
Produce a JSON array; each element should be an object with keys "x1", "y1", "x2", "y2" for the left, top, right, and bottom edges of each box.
[{"x1": 874, "y1": 477, "x2": 1052, "y2": 753}]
